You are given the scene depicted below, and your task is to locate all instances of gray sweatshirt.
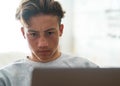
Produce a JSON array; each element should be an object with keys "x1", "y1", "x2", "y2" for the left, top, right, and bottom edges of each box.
[{"x1": 0, "y1": 53, "x2": 98, "y2": 86}]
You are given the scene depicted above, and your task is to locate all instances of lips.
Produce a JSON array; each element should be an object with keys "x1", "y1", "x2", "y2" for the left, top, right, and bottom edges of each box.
[{"x1": 37, "y1": 50, "x2": 51, "y2": 54}]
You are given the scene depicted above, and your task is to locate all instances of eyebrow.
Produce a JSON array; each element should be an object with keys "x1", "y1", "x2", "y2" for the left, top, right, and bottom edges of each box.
[
  {"x1": 45, "y1": 28, "x2": 56, "y2": 32},
  {"x1": 28, "y1": 28, "x2": 56, "y2": 33},
  {"x1": 28, "y1": 29, "x2": 38, "y2": 33}
]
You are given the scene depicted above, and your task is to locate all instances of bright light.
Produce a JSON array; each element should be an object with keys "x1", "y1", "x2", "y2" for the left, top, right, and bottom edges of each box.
[{"x1": 0, "y1": 0, "x2": 29, "y2": 53}]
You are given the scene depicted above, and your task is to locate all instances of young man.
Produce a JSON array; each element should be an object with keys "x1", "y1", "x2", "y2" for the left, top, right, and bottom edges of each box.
[{"x1": 0, "y1": 0, "x2": 98, "y2": 86}]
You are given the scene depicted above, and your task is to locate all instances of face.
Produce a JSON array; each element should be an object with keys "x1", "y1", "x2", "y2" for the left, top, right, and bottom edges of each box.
[{"x1": 21, "y1": 15, "x2": 64, "y2": 62}]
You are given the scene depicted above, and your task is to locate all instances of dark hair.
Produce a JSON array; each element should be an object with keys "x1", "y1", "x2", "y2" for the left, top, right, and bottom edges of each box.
[{"x1": 16, "y1": 0, "x2": 65, "y2": 25}]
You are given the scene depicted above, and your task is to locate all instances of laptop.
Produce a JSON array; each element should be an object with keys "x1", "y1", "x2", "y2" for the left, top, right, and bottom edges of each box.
[{"x1": 31, "y1": 68, "x2": 120, "y2": 86}]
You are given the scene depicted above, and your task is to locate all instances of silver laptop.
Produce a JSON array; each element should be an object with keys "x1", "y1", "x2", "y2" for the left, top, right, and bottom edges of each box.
[{"x1": 31, "y1": 68, "x2": 120, "y2": 86}]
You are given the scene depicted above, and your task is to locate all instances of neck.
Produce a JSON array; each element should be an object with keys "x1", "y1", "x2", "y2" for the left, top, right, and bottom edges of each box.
[{"x1": 27, "y1": 51, "x2": 61, "y2": 63}]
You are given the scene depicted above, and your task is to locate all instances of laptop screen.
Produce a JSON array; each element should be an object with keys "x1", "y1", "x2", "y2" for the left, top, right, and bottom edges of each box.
[{"x1": 31, "y1": 68, "x2": 120, "y2": 86}]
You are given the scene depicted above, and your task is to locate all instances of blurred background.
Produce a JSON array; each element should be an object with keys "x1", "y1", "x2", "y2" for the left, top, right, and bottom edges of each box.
[{"x1": 0, "y1": 0, "x2": 120, "y2": 67}]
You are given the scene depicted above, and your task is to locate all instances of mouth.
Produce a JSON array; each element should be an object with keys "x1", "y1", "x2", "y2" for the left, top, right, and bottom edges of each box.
[{"x1": 37, "y1": 50, "x2": 51, "y2": 55}]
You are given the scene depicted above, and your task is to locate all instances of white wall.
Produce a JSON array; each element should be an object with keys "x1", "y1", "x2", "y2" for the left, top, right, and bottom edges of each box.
[
  {"x1": 0, "y1": 0, "x2": 29, "y2": 53},
  {"x1": 73, "y1": 0, "x2": 120, "y2": 67},
  {"x1": 57, "y1": 0, "x2": 74, "y2": 54}
]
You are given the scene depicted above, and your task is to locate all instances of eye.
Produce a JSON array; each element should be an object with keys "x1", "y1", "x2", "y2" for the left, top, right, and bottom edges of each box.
[
  {"x1": 47, "y1": 31, "x2": 54, "y2": 36},
  {"x1": 48, "y1": 32, "x2": 54, "y2": 35},
  {"x1": 28, "y1": 32, "x2": 39, "y2": 38}
]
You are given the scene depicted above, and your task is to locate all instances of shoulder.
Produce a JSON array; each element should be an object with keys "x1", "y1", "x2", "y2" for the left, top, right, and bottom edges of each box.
[
  {"x1": 61, "y1": 53, "x2": 99, "y2": 68},
  {"x1": 0, "y1": 58, "x2": 32, "y2": 72},
  {"x1": 0, "y1": 59, "x2": 32, "y2": 86},
  {"x1": 0, "y1": 59, "x2": 32, "y2": 78}
]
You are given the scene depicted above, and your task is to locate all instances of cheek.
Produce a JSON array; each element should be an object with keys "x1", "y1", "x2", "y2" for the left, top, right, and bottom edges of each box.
[
  {"x1": 26, "y1": 37, "x2": 37, "y2": 49},
  {"x1": 49, "y1": 36, "x2": 59, "y2": 46}
]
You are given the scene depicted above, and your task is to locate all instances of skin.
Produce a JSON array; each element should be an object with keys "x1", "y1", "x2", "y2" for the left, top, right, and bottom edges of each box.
[{"x1": 21, "y1": 14, "x2": 64, "y2": 62}]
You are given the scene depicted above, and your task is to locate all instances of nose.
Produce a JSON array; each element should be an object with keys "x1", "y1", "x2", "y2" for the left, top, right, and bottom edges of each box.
[{"x1": 38, "y1": 36, "x2": 48, "y2": 48}]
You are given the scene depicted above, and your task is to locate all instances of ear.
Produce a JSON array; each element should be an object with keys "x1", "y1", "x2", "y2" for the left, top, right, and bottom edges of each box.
[
  {"x1": 59, "y1": 24, "x2": 64, "y2": 36},
  {"x1": 21, "y1": 27, "x2": 26, "y2": 39}
]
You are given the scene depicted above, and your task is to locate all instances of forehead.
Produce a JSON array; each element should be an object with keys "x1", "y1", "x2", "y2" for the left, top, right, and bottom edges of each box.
[
  {"x1": 26, "y1": 15, "x2": 59, "y2": 30},
  {"x1": 30, "y1": 15, "x2": 58, "y2": 25}
]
